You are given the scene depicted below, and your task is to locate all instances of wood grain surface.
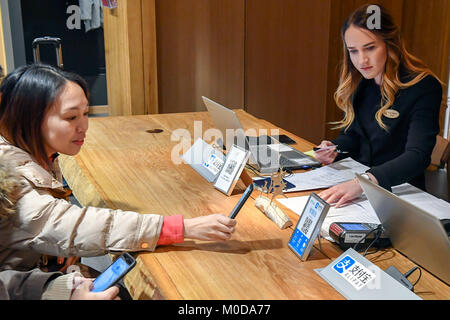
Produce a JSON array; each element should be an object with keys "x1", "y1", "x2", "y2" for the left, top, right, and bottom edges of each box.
[{"x1": 59, "y1": 110, "x2": 450, "y2": 300}]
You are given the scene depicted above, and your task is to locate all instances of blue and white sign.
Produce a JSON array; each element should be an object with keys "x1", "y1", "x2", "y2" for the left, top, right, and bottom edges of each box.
[
  {"x1": 333, "y1": 255, "x2": 376, "y2": 291},
  {"x1": 315, "y1": 248, "x2": 421, "y2": 300},
  {"x1": 203, "y1": 154, "x2": 224, "y2": 175},
  {"x1": 333, "y1": 256, "x2": 355, "y2": 274},
  {"x1": 288, "y1": 193, "x2": 329, "y2": 261}
]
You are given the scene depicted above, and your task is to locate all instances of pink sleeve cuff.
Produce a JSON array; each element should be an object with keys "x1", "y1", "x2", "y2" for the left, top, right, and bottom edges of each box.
[{"x1": 157, "y1": 214, "x2": 184, "y2": 246}]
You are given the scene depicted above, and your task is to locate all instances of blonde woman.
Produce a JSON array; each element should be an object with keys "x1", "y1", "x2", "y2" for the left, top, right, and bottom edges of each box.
[{"x1": 315, "y1": 4, "x2": 443, "y2": 207}]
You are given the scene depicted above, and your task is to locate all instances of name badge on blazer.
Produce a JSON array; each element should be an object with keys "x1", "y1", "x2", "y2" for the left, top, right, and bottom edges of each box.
[{"x1": 383, "y1": 109, "x2": 400, "y2": 119}]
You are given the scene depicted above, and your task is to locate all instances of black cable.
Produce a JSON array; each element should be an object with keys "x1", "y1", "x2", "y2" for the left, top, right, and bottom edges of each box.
[
  {"x1": 362, "y1": 228, "x2": 382, "y2": 256},
  {"x1": 282, "y1": 168, "x2": 293, "y2": 178},
  {"x1": 245, "y1": 164, "x2": 264, "y2": 177},
  {"x1": 353, "y1": 225, "x2": 384, "y2": 254},
  {"x1": 404, "y1": 266, "x2": 422, "y2": 288},
  {"x1": 352, "y1": 225, "x2": 380, "y2": 251},
  {"x1": 412, "y1": 268, "x2": 422, "y2": 287}
]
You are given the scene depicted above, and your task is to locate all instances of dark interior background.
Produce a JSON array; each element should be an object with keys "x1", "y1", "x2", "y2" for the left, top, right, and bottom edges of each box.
[{"x1": 20, "y1": 0, "x2": 107, "y2": 106}]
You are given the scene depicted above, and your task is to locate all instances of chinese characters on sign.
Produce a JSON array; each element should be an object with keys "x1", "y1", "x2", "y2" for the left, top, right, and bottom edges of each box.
[{"x1": 333, "y1": 256, "x2": 376, "y2": 291}]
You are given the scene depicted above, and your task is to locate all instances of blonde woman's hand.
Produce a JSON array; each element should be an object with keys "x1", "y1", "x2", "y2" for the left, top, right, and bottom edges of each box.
[
  {"x1": 318, "y1": 179, "x2": 363, "y2": 208},
  {"x1": 314, "y1": 140, "x2": 338, "y2": 165},
  {"x1": 184, "y1": 214, "x2": 237, "y2": 241}
]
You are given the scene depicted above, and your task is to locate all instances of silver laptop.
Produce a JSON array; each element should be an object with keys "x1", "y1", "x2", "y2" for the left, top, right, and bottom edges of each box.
[
  {"x1": 357, "y1": 174, "x2": 450, "y2": 285},
  {"x1": 202, "y1": 96, "x2": 320, "y2": 174}
]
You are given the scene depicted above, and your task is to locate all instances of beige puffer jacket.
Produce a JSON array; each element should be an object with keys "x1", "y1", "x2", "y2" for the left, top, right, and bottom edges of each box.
[{"x1": 0, "y1": 136, "x2": 163, "y2": 271}]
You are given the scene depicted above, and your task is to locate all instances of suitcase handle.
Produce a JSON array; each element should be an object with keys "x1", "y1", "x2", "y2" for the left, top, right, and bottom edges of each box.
[{"x1": 32, "y1": 37, "x2": 64, "y2": 69}]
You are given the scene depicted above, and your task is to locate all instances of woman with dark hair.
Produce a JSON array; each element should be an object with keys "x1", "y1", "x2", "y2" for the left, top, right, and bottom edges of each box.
[
  {"x1": 315, "y1": 4, "x2": 443, "y2": 207},
  {"x1": 0, "y1": 63, "x2": 236, "y2": 273}
]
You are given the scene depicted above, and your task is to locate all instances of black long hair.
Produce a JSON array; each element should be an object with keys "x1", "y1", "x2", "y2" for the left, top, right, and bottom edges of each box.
[{"x1": 0, "y1": 63, "x2": 89, "y2": 168}]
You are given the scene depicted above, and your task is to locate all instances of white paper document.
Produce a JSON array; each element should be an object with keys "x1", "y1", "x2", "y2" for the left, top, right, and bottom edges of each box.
[
  {"x1": 277, "y1": 183, "x2": 450, "y2": 241},
  {"x1": 268, "y1": 143, "x2": 293, "y2": 153},
  {"x1": 284, "y1": 158, "x2": 370, "y2": 192},
  {"x1": 392, "y1": 184, "x2": 450, "y2": 220}
]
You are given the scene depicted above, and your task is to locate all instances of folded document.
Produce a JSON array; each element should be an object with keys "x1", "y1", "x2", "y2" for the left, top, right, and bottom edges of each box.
[{"x1": 283, "y1": 158, "x2": 370, "y2": 192}]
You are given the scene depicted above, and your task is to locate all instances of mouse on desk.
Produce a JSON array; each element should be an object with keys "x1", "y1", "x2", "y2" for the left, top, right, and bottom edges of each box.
[{"x1": 441, "y1": 219, "x2": 450, "y2": 237}]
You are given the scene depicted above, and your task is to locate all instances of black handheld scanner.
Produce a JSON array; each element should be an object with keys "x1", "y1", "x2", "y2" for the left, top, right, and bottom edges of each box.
[{"x1": 229, "y1": 184, "x2": 254, "y2": 219}]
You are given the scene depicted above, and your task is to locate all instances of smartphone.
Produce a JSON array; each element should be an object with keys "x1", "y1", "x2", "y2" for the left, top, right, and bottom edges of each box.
[
  {"x1": 91, "y1": 252, "x2": 136, "y2": 292},
  {"x1": 229, "y1": 183, "x2": 254, "y2": 219},
  {"x1": 271, "y1": 134, "x2": 297, "y2": 145}
]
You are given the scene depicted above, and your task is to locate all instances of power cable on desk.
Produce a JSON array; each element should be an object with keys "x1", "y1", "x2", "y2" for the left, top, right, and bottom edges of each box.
[
  {"x1": 385, "y1": 265, "x2": 423, "y2": 291},
  {"x1": 362, "y1": 228, "x2": 383, "y2": 256},
  {"x1": 353, "y1": 225, "x2": 384, "y2": 256},
  {"x1": 405, "y1": 266, "x2": 422, "y2": 289},
  {"x1": 353, "y1": 225, "x2": 424, "y2": 291}
]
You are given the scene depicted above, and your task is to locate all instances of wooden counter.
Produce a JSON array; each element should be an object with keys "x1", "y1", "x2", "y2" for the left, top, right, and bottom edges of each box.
[{"x1": 59, "y1": 110, "x2": 450, "y2": 300}]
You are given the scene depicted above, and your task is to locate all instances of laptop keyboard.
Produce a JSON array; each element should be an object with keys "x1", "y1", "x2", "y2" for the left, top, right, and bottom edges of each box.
[{"x1": 279, "y1": 157, "x2": 299, "y2": 167}]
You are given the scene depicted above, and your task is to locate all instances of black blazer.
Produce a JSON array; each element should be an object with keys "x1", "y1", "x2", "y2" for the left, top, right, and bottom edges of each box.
[{"x1": 332, "y1": 72, "x2": 442, "y2": 191}]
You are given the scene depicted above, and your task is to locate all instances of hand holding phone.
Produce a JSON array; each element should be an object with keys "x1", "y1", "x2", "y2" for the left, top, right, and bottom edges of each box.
[
  {"x1": 71, "y1": 277, "x2": 120, "y2": 300},
  {"x1": 229, "y1": 184, "x2": 254, "y2": 219},
  {"x1": 91, "y1": 252, "x2": 136, "y2": 292}
]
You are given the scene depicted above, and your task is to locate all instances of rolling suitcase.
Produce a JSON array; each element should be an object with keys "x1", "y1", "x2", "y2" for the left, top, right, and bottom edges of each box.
[
  {"x1": 32, "y1": 36, "x2": 64, "y2": 69},
  {"x1": 33, "y1": 37, "x2": 71, "y2": 192}
]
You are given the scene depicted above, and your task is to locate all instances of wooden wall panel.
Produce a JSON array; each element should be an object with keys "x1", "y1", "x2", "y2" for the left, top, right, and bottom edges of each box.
[
  {"x1": 104, "y1": 0, "x2": 449, "y2": 143},
  {"x1": 103, "y1": 0, "x2": 146, "y2": 116},
  {"x1": 325, "y1": 0, "x2": 449, "y2": 140},
  {"x1": 155, "y1": 0, "x2": 245, "y2": 114},
  {"x1": 401, "y1": 0, "x2": 450, "y2": 136},
  {"x1": 142, "y1": 0, "x2": 159, "y2": 114},
  {"x1": 245, "y1": 0, "x2": 332, "y2": 144}
]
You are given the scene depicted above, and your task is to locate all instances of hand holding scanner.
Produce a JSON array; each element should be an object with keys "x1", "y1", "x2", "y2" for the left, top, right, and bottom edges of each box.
[{"x1": 229, "y1": 184, "x2": 254, "y2": 219}]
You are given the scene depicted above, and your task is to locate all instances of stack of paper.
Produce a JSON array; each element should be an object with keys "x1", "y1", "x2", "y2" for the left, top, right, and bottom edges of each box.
[{"x1": 283, "y1": 158, "x2": 369, "y2": 192}]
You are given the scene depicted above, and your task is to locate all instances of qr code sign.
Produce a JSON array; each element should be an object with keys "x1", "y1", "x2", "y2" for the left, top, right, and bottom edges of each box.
[
  {"x1": 211, "y1": 158, "x2": 224, "y2": 171},
  {"x1": 203, "y1": 154, "x2": 224, "y2": 175},
  {"x1": 225, "y1": 160, "x2": 237, "y2": 175},
  {"x1": 301, "y1": 217, "x2": 313, "y2": 235}
]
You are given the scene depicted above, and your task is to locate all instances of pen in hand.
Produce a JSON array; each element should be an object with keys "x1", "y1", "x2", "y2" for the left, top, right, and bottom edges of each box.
[
  {"x1": 313, "y1": 145, "x2": 349, "y2": 154},
  {"x1": 313, "y1": 146, "x2": 336, "y2": 152}
]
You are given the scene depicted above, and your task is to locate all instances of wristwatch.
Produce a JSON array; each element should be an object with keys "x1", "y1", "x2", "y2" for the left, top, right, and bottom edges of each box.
[{"x1": 360, "y1": 173, "x2": 371, "y2": 181}]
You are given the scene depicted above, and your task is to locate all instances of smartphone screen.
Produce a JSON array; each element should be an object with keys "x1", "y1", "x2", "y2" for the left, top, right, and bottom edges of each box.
[{"x1": 91, "y1": 254, "x2": 135, "y2": 292}]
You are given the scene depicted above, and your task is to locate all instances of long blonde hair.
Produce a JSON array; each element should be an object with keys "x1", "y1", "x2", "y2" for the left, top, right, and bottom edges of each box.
[{"x1": 333, "y1": 4, "x2": 441, "y2": 131}]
